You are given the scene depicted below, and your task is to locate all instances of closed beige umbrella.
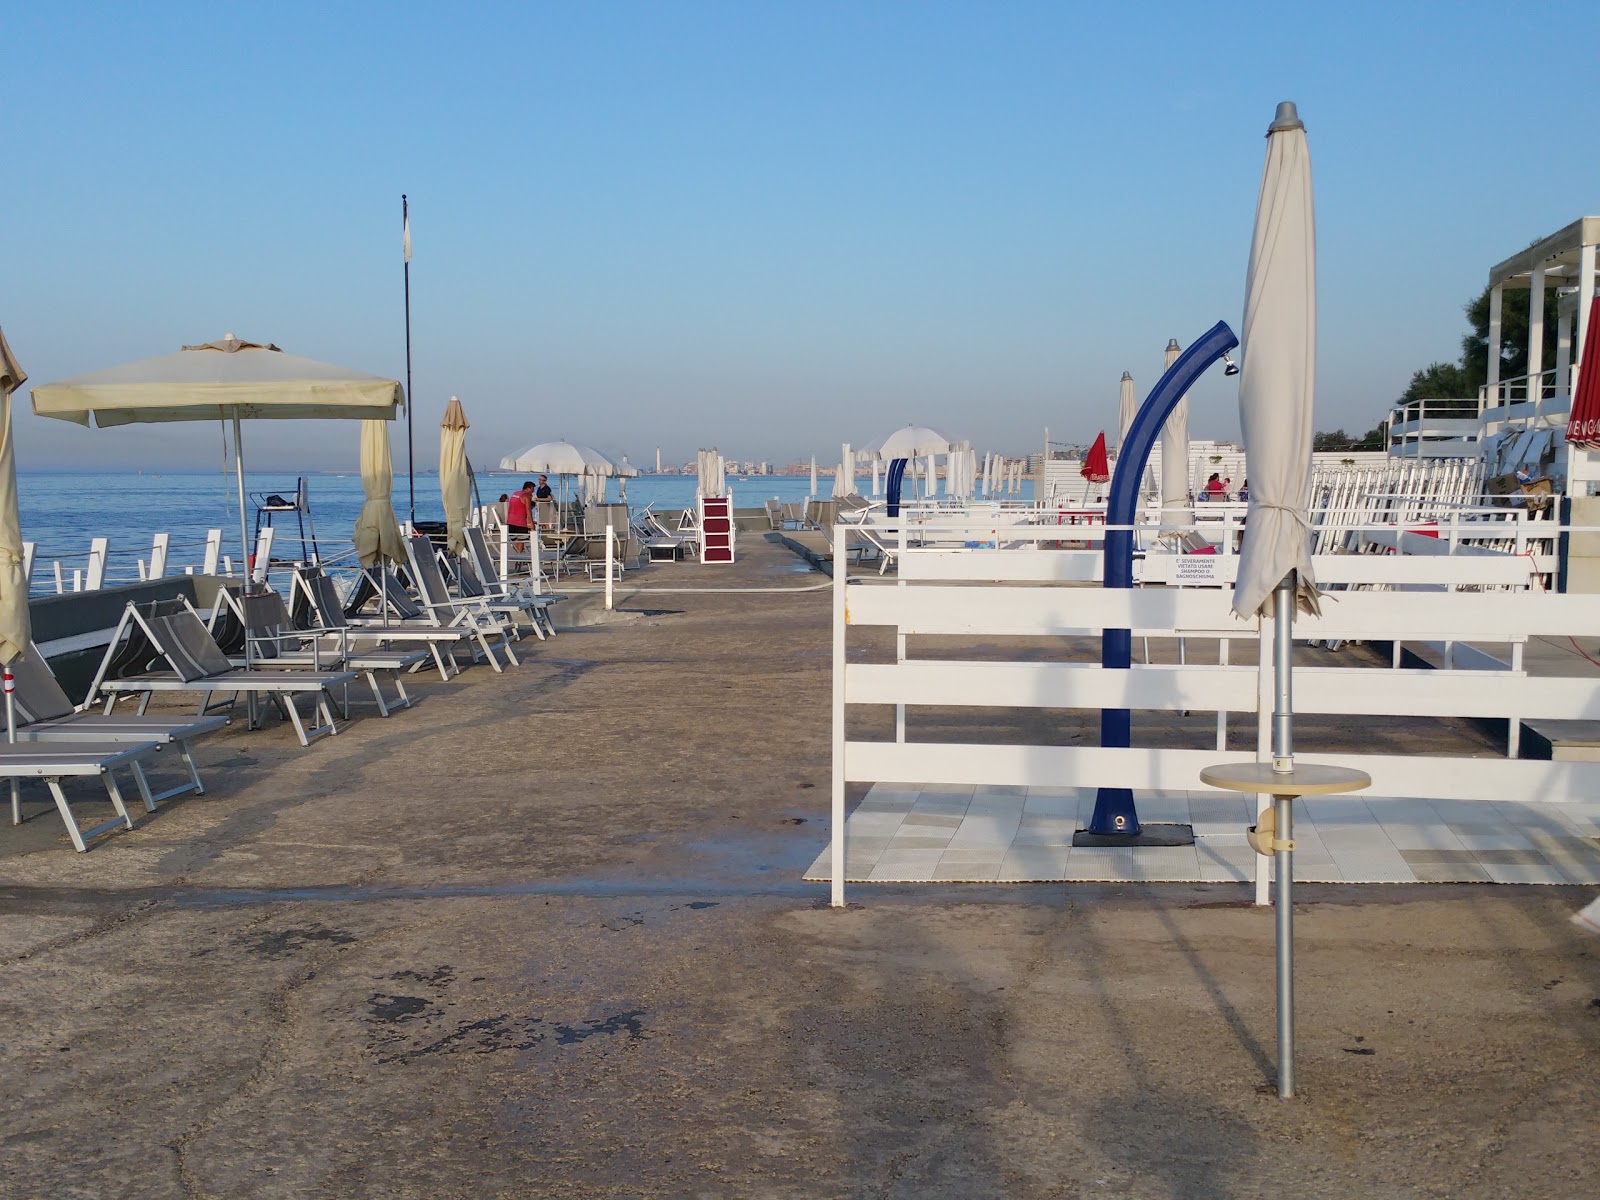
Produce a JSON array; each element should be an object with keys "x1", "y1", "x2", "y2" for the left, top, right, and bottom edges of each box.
[
  {"x1": 0, "y1": 328, "x2": 28, "y2": 666},
  {"x1": 439, "y1": 396, "x2": 471, "y2": 554},
  {"x1": 353, "y1": 419, "x2": 406, "y2": 567},
  {"x1": 1160, "y1": 339, "x2": 1194, "y2": 527},
  {"x1": 1117, "y1": 371, "x2": 1137, "y2": 449}
]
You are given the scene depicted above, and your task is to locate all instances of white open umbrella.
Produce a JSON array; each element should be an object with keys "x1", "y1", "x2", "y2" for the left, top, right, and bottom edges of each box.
[
  {"x1": 1159, "y1": 339, "x2": 1193, "y2": 527},
  {"x1": 500, "y1": 440, "x2": 615, "y2": 476},
  {"x1": 32, "y1": 334, "x2": 403, "y2": 587},
  {"x1": 863, "y1": 424, "x2": 953, "y2": 461},
  {"x1": 1117, "y1": 371, "x2": 1137, "y2": 449},
  {"x1": 439, "y1": 397, "x2": 471, "y2": 555}
]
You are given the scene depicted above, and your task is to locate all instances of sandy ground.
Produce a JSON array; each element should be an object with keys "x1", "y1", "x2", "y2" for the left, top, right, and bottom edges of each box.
[{"x1": 2, "y1": 538, "x2": 1597, "y2": 1199}]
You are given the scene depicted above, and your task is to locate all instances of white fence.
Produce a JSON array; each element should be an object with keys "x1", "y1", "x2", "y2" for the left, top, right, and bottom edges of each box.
[{"x1": 827, "y1": 523, "x2": 1600, "y2": 906}]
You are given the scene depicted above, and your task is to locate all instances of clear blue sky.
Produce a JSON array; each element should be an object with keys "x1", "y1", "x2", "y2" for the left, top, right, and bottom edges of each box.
[{"x1": 7, "y1": 1, "x2": 1597, "y2": 471}]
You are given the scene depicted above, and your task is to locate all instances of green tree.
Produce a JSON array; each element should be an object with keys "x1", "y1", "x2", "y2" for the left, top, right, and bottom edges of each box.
[{"x1": 1460, "y1": 282, "x2": 1563, "y2": 394}]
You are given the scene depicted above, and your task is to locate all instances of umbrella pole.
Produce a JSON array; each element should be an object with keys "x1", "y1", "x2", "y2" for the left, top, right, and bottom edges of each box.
[
  {"x1": 6, "y1": 667, "x2": 17, "y2": 826},
  {"x1": 233, "y1": 412, "x2": 252, "y2": 596},
  {"x1": 1272, "y1": 570, "x2": 1297, "y2": 1099}
]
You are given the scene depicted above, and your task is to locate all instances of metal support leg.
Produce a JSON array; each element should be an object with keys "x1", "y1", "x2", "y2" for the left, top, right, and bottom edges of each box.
[{"x1": 1275, "y1": 793, "x2": 1295, "y2": 1099}]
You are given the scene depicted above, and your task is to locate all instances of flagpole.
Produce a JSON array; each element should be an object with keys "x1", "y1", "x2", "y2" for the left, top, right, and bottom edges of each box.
[{"x1": 402, "y1": 194, "x2": 415, "y2": 527}]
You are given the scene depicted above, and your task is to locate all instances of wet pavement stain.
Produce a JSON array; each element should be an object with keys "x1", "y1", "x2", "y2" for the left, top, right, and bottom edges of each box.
[
  {"x1": 552, "y1": 1010, "x2": 649, "y2": 1045},
  {"x1": 232, "y1": 924, "x2": 358, "y2": 958},
  {"x1": 368, "y1": 993, "x2": 432, "y2": 1022}
]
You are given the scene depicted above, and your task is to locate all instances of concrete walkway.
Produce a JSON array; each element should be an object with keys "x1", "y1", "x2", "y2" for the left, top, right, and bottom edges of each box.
[{"x1": 3, "y1": 537, "x2": 1598, "y2": 1198}]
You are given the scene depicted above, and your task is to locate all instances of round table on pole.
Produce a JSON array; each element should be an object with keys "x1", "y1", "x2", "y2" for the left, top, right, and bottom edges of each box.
[{"x1": 1199, "y1": 762, "x2": 1371, "y2": 1100}]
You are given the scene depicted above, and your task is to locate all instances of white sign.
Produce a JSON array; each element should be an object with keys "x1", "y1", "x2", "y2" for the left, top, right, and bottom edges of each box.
[{"x1": 1173, "y1": 554, "x2": 1223, "y2": 585}]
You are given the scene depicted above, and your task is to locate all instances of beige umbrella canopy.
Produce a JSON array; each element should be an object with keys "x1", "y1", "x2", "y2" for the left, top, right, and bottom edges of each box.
[
  {"x1": 1159, "y1": 339, "x2": 1194, "y2": 527},
  {"x1": 353, "y1": 419, "x2": 406, "y2": 567},
  {"x1": 439, "y1": 396, "x2": 471, "y2": 555},
  {"x1": 32, "y1": 335, "x2": 403, "y2": 588},
  {"x1": 0, "y1": 328, "x2": 29, "y2": 666},
  {"x1": 1117, "y1": 371, "x2": 1137, "y2": 449}
]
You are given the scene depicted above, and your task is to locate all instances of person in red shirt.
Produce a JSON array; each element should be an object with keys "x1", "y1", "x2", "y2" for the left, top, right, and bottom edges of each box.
[{"x1": 506, "y1": 480, "x2": 536, "y2": 551}]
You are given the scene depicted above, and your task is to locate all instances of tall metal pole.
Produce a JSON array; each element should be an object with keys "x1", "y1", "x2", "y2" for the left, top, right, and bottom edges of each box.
[
  {"x1": 1273, "y1": 570, "x2": 1297, "y2": 1098},
  {"x1": 233, "y1": 411, "x2": 251, "y2": 594},
  {"x1": 403, "y1": 194, "x2": 415, "y2": 526}
]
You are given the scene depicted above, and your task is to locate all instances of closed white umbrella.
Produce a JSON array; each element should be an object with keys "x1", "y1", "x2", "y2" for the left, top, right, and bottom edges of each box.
[
  {"x1": 1233, "y1": 107, "x2": 1320, "y2": 621},
  {"x1": 695, "y1": 449, "x2": 725, "y2": 498},
  {"x1": 832, "y1": 443, "x2": 856, "y2": 498},
  {"x1": 1216, "y1": 100, "x2": 1367, "y2": 1104},
  {"x1": 809, "y1": 455, "x2": 818, "y2": 498},
  {"x1": 1118, "y1": 371, "x2": 1137, "y2": 449},
  {"x1": 871, "y1": 458, "x2": 881, "y2": 497},
  {"x1": 439, "y1": 396, "x2": 471, "y2": 555},
  {"x1": 354, "y1": 419, "x2": 406, "y2": 567},
  {"x1": 32, "y1": 334, "x2": 403, "y2": 588},
  {"x1": 1160, "y1": 339, "x2": 1193, "y2": 527},
  {"x1": 0, "y1": 329, "x2": 28, "y2": 669}
]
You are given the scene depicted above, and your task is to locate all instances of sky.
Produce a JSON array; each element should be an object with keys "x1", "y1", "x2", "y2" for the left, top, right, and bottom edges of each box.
[{"x1": 7, "y1": 1, "x2": 1598, "y2": 472}]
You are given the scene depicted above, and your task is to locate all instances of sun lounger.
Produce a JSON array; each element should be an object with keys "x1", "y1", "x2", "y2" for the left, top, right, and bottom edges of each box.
[
  {"x1": 210, "y1": 588, "x2": 427, "y2": 717},
  {"x1": 87, "y1": 599, "x2": 356, "y2": 746},
  {"x1": 7, "y1": 641, "x2": 227, "y2": 815},
  {"x1": 0, "y1": 740, "x2": 164, "y2": 852},
  {"x1": 462, "y1": 526, "x2": 559, "y2": 638},
  {"x1": 402, "y1": 535, "x2": 520, "y2": 672},
  {"x1": 291, "y1": 567, "x2": 470, "y2": 682}
]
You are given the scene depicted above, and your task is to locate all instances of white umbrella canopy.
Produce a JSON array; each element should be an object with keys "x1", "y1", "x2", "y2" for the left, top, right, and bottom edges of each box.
[
  {"x1": 1117, "y1": 371, "x2": 1137, "y2": 449},
  {"x1": 860, "y1": 424, "x2": 953, "y2": 461},
  {"x1": 499, "y1": 440, "x2": 616, "y2": 476},
  {"x1": 31, "y1": 334, "x2": 403, "y2": 588},
  {"x1": 439, "y1": 396, "x2": 471, "y2": 555},
  {"x1": 0, "y1": 328, "x2": 29, "y2": 667},
  {"x1": 1233, "y1": 101, "x2": 1320, "y2": 620},
  {"x1": 354, "y1": 419, "x2": 406, "y2": 567},
  {"x1": 1159, "y1": 339, "x2": 1193, "y2": 526}
]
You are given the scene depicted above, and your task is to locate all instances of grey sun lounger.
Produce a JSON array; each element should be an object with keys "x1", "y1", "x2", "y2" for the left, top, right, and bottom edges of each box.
[
  {"x1": 290, "y1": 567, "x2": 470, "y2": 683},
  {"x1": 209, "y1": 588, "x2": 428, "y2": 717},
  {"x1": 0, "y1": 739, "x2": 163, "y2": 852},
  {"x1": 402, "y1": 535, "x2": 519, "y2": 672},
  {"x1": 7, "y1": 640, "x2": 228, "y2": 818},
  {"x1": 463, "y1": 525, "x2": 560, "y2": 638},
  {"x1": 87, "y1": 599, "x2": 357, "y2": 747}
]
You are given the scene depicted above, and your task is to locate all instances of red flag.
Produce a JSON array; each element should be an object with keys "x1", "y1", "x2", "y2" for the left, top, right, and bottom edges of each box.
[
  {"x1": 1565, "y1": 302, "x2": 1600, "y2": 446},
  {"x1": 1080, "y1": 431, "x2": 1110, "y2": 483}
]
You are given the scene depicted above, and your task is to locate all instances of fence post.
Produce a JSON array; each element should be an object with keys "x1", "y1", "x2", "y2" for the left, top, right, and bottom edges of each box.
[
  {"x1": 831, "y1": 521, "x2": 849, "y2": 908},
  {"x1": 203, "y1": 529, "x2": 222, "y2": 576},
  {"x1": 149, "y1": 532, "x2": 170, "y2": 579},
  {"x1": 86, "y1": 538, "x2": 108, "y2": 591},
  {"x1": 604, "y1": 523, "x2": 614, "y2": 610}
]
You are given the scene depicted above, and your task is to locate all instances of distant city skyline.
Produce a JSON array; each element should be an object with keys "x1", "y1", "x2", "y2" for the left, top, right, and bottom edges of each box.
[{"x1": 7, "y1": 3, "x2": 1597, "y2": 473}]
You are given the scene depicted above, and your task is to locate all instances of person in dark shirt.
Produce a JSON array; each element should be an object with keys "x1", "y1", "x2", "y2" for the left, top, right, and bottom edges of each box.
[{"x1": 534, "y1": 474, "x2": 553, "y2": 501}]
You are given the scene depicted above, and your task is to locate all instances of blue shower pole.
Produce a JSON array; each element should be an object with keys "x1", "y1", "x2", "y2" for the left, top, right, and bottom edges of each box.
[{"x1": 1086, "y1": 320, "x2": 1240, "y2": 837}]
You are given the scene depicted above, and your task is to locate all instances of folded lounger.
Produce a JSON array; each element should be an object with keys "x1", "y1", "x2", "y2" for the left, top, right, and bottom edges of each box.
[{"x1": 87, "y1": 599, "x2": 357, "y2": 747}]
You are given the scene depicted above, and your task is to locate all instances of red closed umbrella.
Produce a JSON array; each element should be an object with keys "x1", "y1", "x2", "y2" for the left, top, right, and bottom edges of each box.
[
  {"x1": 1564, "y1": 302, "x2": 1600, "y2": 446},
  {"x1": 1080, "y1": 431, "x2": 1110, "y2": 483}
]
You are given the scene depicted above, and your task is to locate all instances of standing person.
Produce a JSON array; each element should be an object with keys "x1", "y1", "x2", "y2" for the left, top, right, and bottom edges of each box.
[{"x1": 506, "y1": 480, "x2": 535, "y2": 551}]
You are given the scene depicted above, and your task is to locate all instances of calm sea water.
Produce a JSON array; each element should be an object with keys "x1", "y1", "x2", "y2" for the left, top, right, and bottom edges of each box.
[{"x1": 17, "y1": 470, "x2": 1032, "y2": 581}]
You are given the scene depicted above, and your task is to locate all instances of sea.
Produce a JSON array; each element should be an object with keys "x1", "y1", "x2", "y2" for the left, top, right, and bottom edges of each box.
[{"x1": 17, "y1": 469, "x2": 1035, "y2": 586}]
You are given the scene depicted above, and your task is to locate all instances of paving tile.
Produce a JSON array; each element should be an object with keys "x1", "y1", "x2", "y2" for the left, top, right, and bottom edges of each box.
[
  {"x1": 1401, "y1": 849, "x2": 1480, "y2": 865},
  {"x1": 1065, "y1": 847, "x2": 1136, "y2": 881},
  {"x1": 939, "y1": 847, "x2": 1008, "y2": 865},
  {"x1": 1428, "y1": 799, "x2": 1508, "y2": 824},
  {"x1": 885, "y1": 835, "x2": 958, "y2": 850},
  {"x1": 1022, "y1": 793, "x2": 1080, "y2": 817},
  {"x1": 1131, "y1": 846, "x2": 1202, "y2": 881},
  {"x1": 996, "y1": 850, "x2": 1070, "y2": 881},
  {"x1": 1453, "y1": 830, "x2": 1535, "y2": 850},
  {"x1": 1471, "y1": 848, "x2": 1550, "y2": 866},
  {"x1": 932, "y1": 862, "x2": 1002, "y2": 882},
  {"x1": 1408, "y1": 861, "x2": 1492, "y2": 883},
  {"x1": 900, "y1": 814, "x2": 965, "y2": 830},
  {"x1": 916, "y1": 783, "x2": 976, "y2": 796},
  {"x1": 1378, "y1": 824, "x2": 1469, "y2": 852}
]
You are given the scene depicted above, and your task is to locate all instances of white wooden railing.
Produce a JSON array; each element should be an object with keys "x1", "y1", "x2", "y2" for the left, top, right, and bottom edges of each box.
[{"x1": 827, "y1": 523, "x2": 1600, "y2": 906}]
